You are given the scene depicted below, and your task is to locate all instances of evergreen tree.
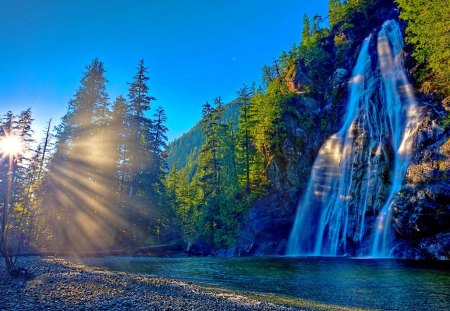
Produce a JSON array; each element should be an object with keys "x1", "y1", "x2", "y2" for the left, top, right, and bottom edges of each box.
[
  {"x1": 54, "y1": 58, "x2": 110, "y2": 184},
  {"x1": 301, "y1": 14, "x2": 311, "y2": 46},
  {"x1": 0, "y1": 110, "x2": 34, "y2": 274},
  {"x1": 329, "y1": 0, "x2": 344, "y2": 28},
  {"x1": 42, "y1": 59, "x2": 118, "y2": 251},
  {"x1": 163, "y1": 162, "x2": 182, "y2": 241},
  {"x1": 127, "y1": 59, "x2": 156, "y2": 197},
  {"x1": 149, "y1": 106, "x2": 169, "y2": 242},
  {"x1": 150, "y1": 106, "x2": 169, "y2": 190},
  {"x1": 198, "y1": 99, "x2": 222, "y2": 199},
  {"x1": 193, "y1": 99, "x2": 224, "y2": 244},
  {"x1": 236, "y1": 85, "x2": 253, "y2": 194},
  {"x1": 111, "y1": 96, "x2": 130, "y2": 205},
  {"x1": 25, "y1": 119, "x2": 53, "y2": 252},
  {"x1": 395, "y1": 0, "x2": 450, "y2": 98}
]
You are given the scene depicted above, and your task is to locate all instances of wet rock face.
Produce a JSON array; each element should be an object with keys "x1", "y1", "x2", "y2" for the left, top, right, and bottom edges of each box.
[
  {"x1": 267, "y1": 97, "x2": 327, "y2": 193},
  {"x1": 333, "y1": 68, "x2": 349, "y2": 87},
  {"x1": 394, "y1": 232, "x2": 450, "y2": 260},
  {"x1": 393, "y1": 127, "x2": 450, "y2": 259},
  {"x1": 241, "y1": 96, "x2": 335, "y2": 255},
  {"x1": 235, "y1": 190, "x2": 299, "y2": 256},
  {"x1": 237, "y1": 96, "x2": 449, "y2": 259},
  {"x1": 235, "y1": 21, "x2": 449, "y2": 258}
]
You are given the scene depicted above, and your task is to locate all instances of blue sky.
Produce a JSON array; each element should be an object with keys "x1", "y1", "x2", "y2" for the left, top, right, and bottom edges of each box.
[{"x1": 0, "y1": 0, "x2": 328, "y2": 141}]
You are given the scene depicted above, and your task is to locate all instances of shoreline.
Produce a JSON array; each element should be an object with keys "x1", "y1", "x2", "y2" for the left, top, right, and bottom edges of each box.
[{"x1": 0, "y1": 256, "x2": 371, "y2": 311}]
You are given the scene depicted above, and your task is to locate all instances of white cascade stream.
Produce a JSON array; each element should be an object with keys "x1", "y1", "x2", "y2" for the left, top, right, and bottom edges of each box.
[{"x1": 286, "y1": 20, "x2": 421, "y2": 257}]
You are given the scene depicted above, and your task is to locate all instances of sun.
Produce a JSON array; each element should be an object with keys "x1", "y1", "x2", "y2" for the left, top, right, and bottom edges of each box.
[{"x1": 0, "y1": 134, "x2": 24, "y2": 157}]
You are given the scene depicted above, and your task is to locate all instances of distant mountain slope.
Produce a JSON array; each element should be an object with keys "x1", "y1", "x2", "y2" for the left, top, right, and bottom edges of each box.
[{"x1": 167, "y1": 99, "x2": 241, "y2": 172}]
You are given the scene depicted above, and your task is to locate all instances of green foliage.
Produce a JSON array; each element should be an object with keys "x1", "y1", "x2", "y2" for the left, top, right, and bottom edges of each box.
[
  {"x1": 167, "y1": 123, "x2": 203, "y2": 170},
  {"x1": 34, "y1": 58, "x2": 173, "y2": 251},
  {"x1": 0, "y1": 109, "x2": 42, "y2": 272},
  {"x1": 329, "y1": 0, "x2": 344, "y2": 28},
  {"x1": 333, "y1": 32, "x2": 352, "y2": 67},
  {"x1": 329, "y1": 0, "x2": 377, "y2": 28},
  {"x1": 441, "y1": 114, "x2": 450, "y2": 129},
  {"x1": 165, "y1": 0, "x2": 436, "y2": 252},
  {"x1": 395, "y1": 0, "x2": 450, "y2": 98},
  {"x1": 236, "y1": 85, "x2": 254, "y2": 194},
  {"x1": 166, "y1": 100, "x2": 241, "y2": 172},
  {"x1": 166, "y1": 10, "x2": 336, "y2": 249},
  {"x1": 287, "y1": 14, "x2": 333, "y2": 97}
]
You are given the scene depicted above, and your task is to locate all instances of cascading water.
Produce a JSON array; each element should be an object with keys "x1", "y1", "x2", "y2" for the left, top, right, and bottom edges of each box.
[{"x1": 286, "y1": 20, "x2": 421, "y2": 257}]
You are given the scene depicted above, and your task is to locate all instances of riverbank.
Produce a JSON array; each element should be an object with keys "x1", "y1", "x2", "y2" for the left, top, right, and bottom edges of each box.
[
  {"x1": 0, "y1": 257, "x2": 365, "y2": 311},
  {"x1": 0, "y1": 257, "x2": 273, "y2": 310}
]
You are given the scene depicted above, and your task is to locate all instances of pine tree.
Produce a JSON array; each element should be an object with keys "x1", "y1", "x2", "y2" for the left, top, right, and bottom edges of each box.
[
  {"x1": 198, "y1": 99, "x2": 222, "y2": 199},
  {"x1": 301, "y1": 14, "x2": 311, "y2": 47},
  {"x1": 127, "y1": 59, "x2": 156, "y2": 197},
  {"x1": 149, "y1": 106, "x2": 169, "y2": 242},
  {"x1": 395, "y1": 0, "x2": 450, "y2": 97},
  {"x1": 236, "y1": 86, "x2": 253, "y2": 194},
  {"x1": 24, "y1": 118, "x2": 53, "y2": 252},
  {"x1": 54, "y1": 58, "x2": 110, "y2": 184},
  {"x1": 111, "y1": 96, "x2": 130, "y2": 205},
  {"x1": 193, "y1": 99, "x2": 225, "y2": 244},
  {"x1": 42, "y1": 59, "x2": 118, "y2": 251},
  {"x1": 163, "y1": 163, "x2": 182, "y2": 241},
  {"x1": 0, "y1": 110, "x2": 34, "y2": 274},
  {"x1": 150, "y1": 106, "x2": 169, "y2": 189},
  {"x1": 329, "y1": 0, "x2": 343, "y2": 28}
]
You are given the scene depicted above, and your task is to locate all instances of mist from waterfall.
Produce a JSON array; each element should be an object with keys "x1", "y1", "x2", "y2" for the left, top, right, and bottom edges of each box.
[{"x1": 286, "y1": 20, "x2": 421, "y2": 257}]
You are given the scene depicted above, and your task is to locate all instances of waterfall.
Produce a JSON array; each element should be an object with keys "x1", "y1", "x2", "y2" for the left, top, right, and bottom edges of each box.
[{"x1": 286, "y1": 20, "x2": 421, "y2": 257}]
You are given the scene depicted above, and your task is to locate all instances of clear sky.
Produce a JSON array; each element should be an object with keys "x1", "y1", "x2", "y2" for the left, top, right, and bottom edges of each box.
[{"x1": 0, "y1": 0, "x2": 328, "y2": 142}]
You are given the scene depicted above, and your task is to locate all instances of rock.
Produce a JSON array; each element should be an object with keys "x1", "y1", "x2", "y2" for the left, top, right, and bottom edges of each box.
[
  {"x1": 187, "y1": 240, "x2": 212, "y2": 256},
  {"x1": 275, "y1": 239, "x2": 288, "y2": 255},
  {"x1": 333, "y1": 68, "x2": 349, "y2": 86},
  {"x1": 392, "y1": 118, "x2": 450, "y2": 259},
  {"x1": 418, "y1": 231, "x2": 450, "y2": 259},
  {"x1": 236, "y1": 191, "x2": 299, "y2": 256},
  {"x1": 394, "y1": 231, "x2": 450, "y2": 260},
  {"x1": 1, "y1": 257, "x2": 299, "y2": 310},
  {"x1": 267, "y1": 96, "x2": 325, "y2": 193}
]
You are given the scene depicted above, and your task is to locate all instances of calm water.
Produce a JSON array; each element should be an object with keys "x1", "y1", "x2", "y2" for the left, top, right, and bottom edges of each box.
[{"x1": 75, "y1": 256, "x2": 450, "y2": 310}]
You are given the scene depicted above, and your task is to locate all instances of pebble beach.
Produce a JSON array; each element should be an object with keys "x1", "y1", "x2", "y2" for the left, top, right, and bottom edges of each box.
[{"x1": 0, "y1": 257, "x2": 301, "y2": 311}]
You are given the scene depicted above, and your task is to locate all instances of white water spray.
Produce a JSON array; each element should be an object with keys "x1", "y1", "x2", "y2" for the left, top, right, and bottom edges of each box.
[{"x1": 286, "y1": 20, "x2": 421, "y2": 257}]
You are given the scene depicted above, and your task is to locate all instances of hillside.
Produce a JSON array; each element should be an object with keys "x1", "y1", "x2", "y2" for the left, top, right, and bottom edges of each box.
[
  {"x1": 167, "y1": 99, "x2": 241, "y2": 172},
  {"x1": 164, "y1": 0, "x2": 450, "y2": 259}
]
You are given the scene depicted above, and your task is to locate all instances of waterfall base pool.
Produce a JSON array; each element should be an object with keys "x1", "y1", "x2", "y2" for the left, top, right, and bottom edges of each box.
[{"x1": 73, "y1": 256, "x2": 450, "y2": 310}]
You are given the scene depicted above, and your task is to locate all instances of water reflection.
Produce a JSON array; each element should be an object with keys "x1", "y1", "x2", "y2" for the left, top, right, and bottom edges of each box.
[{"x1": 75, "y1": 256, "x2": 450, "y2": 311}]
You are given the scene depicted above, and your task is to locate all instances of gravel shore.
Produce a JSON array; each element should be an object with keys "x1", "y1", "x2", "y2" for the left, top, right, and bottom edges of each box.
[{"x1": 0, "y1": 257, "x2": 302, "y2": 311}]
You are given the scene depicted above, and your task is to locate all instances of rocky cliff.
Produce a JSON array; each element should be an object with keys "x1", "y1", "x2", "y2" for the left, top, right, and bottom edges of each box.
[
  {"x1": 234, "y1": 17, "x2": 449, "y2": 259},
  {"x1": 393, "y1": 103, "x2": 449, "y2": 259},
  {"x1": 234, "y1": 96, "x2": 449, "y2": 259},
  {"x1": 235, "y1": 96, "x2": 332, "y2": 256}
]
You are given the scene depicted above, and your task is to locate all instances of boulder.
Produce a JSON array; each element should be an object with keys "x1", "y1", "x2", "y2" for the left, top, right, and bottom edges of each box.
[
  {"x1": 235, "y1": 190, "x2": 299, "y2": 256},
  {"x1": 392, "y1": 121, "x2": 450, "y2": 259},
  {"x1": 187, "y1": 240, "x2": 212, "y2": 256}
]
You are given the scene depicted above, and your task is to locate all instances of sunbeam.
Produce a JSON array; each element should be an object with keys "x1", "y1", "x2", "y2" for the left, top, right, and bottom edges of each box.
[{"x1": 0, "y1": 134, "x2": 24, "y2": 159}]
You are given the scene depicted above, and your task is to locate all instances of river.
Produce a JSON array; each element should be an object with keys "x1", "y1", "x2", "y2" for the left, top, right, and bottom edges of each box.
[{"x1": 74, "y1": 256, "x2": 450, "y2": 310}]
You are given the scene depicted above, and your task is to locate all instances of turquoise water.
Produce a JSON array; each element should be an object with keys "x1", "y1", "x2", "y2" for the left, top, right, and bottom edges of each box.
[{"x1": 76, "y1": 256, "x2": 450, "y2": 310}]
